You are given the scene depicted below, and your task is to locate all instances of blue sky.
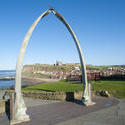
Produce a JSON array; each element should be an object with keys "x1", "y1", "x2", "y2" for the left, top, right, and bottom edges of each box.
[{"x1": 0, "y1": 0, "x2": 125, "y2": 70}]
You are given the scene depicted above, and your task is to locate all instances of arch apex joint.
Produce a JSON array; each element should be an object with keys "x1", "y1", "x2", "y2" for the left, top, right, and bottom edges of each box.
[{"x1": 48, "y1": 6, "x2": 55, "y2": 11}]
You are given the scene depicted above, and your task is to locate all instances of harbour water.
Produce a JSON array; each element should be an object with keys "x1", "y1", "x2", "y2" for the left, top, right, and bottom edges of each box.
[
  {"x1": 0, "y1": 70, "x2": 15, "y2": 77},
  {"x1": 0, "y1": 70, "x2": 27, "y2": 88}
]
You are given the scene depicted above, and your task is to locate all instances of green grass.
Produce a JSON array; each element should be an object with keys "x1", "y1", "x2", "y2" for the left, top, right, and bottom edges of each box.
[
  {"x1": 23, "y1": 80, "x2": 125, "y2": 98},
  {"x1": 92, "y1": 81, "x2": 125, "y2": 98},
  {"x1": 23, "y1": 80, "x2": 84, "y2": 92}
]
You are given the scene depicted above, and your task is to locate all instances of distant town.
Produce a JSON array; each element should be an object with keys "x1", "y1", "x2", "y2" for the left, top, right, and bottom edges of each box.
[{"x1": 22, "y1": 61, "x2": 125, "y2": 81}]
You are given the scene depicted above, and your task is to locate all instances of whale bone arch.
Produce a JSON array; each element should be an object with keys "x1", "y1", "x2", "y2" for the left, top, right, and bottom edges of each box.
[{"x1": 11, "y1": 8, "x2": 93, "y2": 125}]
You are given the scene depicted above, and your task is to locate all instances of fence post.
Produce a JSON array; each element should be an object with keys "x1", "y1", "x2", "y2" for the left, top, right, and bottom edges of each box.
[{"x1": 10, "y1": 92, "x2": 15, "y2": 121}]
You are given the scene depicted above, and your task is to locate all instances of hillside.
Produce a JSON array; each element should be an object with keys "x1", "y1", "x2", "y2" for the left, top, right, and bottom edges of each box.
[{"x1": 23, "y1": 64, "x2": 125, "y2": 73}]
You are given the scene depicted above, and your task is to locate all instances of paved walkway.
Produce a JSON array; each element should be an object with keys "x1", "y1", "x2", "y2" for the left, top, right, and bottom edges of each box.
[
  {"x1": 56, "y1": 99, "x2": 125, "y2": 125},
  {"x1": 0, "y1": 97, "x2": 124, "y2": 125},
  {"x1": 24, "y1": 97, "x2": 60, "y2": 107}
]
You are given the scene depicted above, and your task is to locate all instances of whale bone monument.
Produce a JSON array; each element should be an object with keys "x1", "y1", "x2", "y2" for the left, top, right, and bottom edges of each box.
[{"x1": 10, "y1": 7, "x2": 95, "y2": 125}]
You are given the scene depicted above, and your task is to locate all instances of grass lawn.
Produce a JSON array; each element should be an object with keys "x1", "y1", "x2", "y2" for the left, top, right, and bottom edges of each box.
[
  {"x1": 92, "y1": 80, "x2": 125, "y2": 98},
  {"x1": 23, "y1": 80, "x2": 84, "y2": 92},
  {"x1": 23, "y1": 80, "x2": 125, "y2": 99}
]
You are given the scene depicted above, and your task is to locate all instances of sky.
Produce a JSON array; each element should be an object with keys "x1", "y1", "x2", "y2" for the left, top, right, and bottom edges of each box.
[{"x1": 0, "y1": 0, "x2": 125, "y2": 70}]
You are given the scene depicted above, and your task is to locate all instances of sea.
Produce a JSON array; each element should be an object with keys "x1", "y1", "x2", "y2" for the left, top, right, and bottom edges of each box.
[{"x1": 0, "y1": 70, "x2": 27, "y2": 88}]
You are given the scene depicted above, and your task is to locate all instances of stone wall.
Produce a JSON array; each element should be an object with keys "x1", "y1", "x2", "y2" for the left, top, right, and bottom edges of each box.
[
  {"x1": 0, "y1": 99, "x2": 5, "y2": 114},
  {"x1": 23, "y1": 92, "x2": 66, "y2": 101},
  {"x1": 22, "y1": 91, "x2": 85, "y2": 101}
]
